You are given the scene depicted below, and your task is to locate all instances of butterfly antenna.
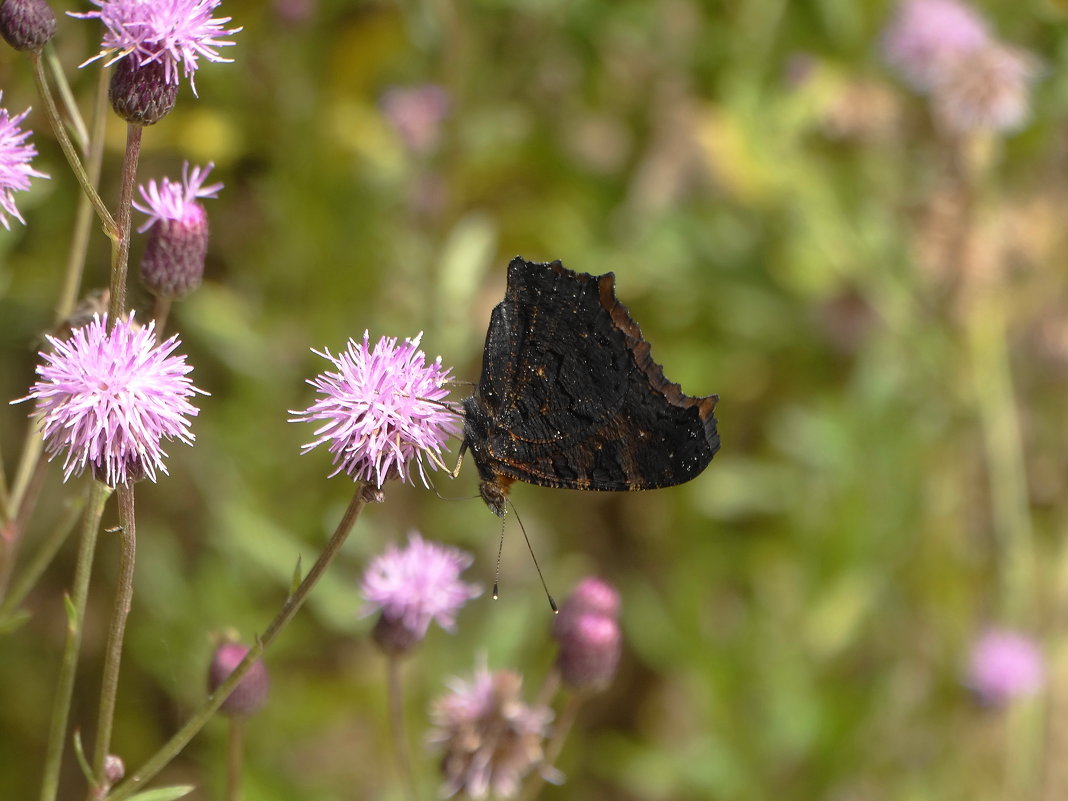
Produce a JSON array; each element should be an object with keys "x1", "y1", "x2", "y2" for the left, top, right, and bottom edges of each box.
[
  {"x1": 492, "y1": 517, "x2": 505, "y2": 601},
  {"x1": 505, "y1": 501, "x2": 558, "y2": 613}
]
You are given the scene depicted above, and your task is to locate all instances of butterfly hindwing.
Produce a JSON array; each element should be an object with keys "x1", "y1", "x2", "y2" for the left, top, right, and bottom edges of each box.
[{"x1": 463, "y1": 257, "x2": 719, "y2": 497}]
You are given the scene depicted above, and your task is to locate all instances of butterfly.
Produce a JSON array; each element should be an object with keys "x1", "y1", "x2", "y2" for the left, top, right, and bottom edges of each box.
[{"x1": 459, "y1": 257, "x2": 719, "y2": 517}]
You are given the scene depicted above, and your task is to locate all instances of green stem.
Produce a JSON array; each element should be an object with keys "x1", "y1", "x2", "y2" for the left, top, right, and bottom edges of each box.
[
  {"x1": 387, "y1": 654, "x2": 418, "y2": 801},
  {"x1": 39, "y1": 482, "x2": 113, "y2": 801},
  {"x1": 44, "y1": 45, "x2": 89, "y2": 154},
  {"x1": 108, "y1": 125, "x2": 143, "y2": 322},
  {"x1": 29, "y1": 51, "x2": 115, "y2": 237},
  {"x1": 106, "y1": 488, "x2": 367, "y2": 801},
  {"x1": 88, "y1": 486, "x2": 138, "y2": 796},
  {"x1": 55, "y1": 66, "x2": 110, "y2": 326},
  {"x1": 0, "y1": 446, "x2": 48, "y2": 600},
  {"x1": 226, "y1": 719, "x2": 244, "y2": 801}
]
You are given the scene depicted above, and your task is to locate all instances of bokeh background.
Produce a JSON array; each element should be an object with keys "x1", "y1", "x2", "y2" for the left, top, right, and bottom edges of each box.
[{"x1": 3, "y1": 1, "x2": 1068, "y2": 799}]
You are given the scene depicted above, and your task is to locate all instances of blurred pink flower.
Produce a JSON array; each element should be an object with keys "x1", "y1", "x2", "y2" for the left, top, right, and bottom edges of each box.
[
  {"x1": 967, "y1": 628, "x2": 1044, "y2": 706},
  {"x1": 881, "y1": 0, "x2": 989, "y2": 93},
  {"x1": 361, "y1": 531, "x2": 481, "y2": 652},
  {"x1": 380, "y1": 85, "x2": 451, "y2": 155}
]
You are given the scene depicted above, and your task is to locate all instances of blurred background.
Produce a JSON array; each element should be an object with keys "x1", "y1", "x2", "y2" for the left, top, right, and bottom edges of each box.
[{"x1": 3, "y1": 0, "x2": 1068, "y2": 799}]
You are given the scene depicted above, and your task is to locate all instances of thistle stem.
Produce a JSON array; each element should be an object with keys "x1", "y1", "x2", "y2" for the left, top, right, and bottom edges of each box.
[
  {"x1": 387, "y1": 653, "x2": 419, "y2": 801},
  {"x1": 108, "y1": 125, "x2": 143, "y2": 322},
  {"x1": 106, "y1": 488, "x2": 367, "y2": 801},
  {"x1": 55, "y1": 66, "x2": 110, "y2": 326},
  {"x1": 226, "y1": 719, "x2": 244, "y2": 801},
  {"x1": 29, "y1": 51, "x2": 115, "y2": 237},
  {"x1": 87, "y1": 486, "x2": 138, "y2": 797},
  {"x1": 519, "y1": 691, "x2": 583, "y2": 801},
  {"x1": 39, "y1": 482, "x2": 112, "y2": 801}
]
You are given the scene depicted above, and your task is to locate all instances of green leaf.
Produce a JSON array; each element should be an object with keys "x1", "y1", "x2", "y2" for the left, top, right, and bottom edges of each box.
[
  {"x1": 0, "y1": 608, "x2": 31, "y2": 635},
  {"x1": 124, "y1": 785, "x2": 196, "y2": 801},
  {"x1": 64, "y1": 593, "x2": 78, "y2": 633}
]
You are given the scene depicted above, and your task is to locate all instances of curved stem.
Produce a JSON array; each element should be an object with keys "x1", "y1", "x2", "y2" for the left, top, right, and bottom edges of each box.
[
  {"x1": 88, "y1": 486, "x2": 138, "y2": 796},
  {"x1": 387, "y1": 653, "x2": 418, "y2": 801},
  {"x1": 106, "y1": 488, "x2": 367, "y2": 801},
  {"x1": 55, "y1": 66, "x2": 110, "y2": 326},
  {"x1": 44, "y1": 45, "x2": 89, "y2": 153},
  {"x1": 39, "y1": 482, "x2": 113, "y2": 801},
  {"x1": 29, "y1": 51, "x2": 116, "y2": 237},
  {"x1": 108, "y1": 125, "x2": 143, "y2": 322}
]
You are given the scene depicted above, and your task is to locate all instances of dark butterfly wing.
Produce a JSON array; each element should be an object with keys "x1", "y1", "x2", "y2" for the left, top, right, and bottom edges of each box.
[{"x1": 464, "y1": 257, "x2": 719, "y2": 492}]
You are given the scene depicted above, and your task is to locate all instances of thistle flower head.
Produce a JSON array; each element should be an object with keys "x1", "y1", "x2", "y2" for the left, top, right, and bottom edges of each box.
[
  {"x1": 134, "y1": 162, "x2": 221, "y2": 297},
  {"x1": 361, "y1": 532, "x2": 481, "y2": 652},
  {"x1": 0, "y1": 92, "x2": 49, "y2": 230},
  {"x1": 429, "y1": 658, "x2": 555, "y2": 799},
  {"x1": 134, "y1": 161, "x2": 221, "y2": 232},
  {"x1": 71, "y1": 0, "x2": 241, "y2": 95},
  {"x1": 14, "y1": 314, "x2": 205, "y2": 487},
  {"x1": 208, "y1": 641, "x2": 269, "y2": 717},
  {"x1": 881, "y1": 0, "x2": 989, "y2": 93},
  {"x1": 290, "y1": 332, "x2": 461, "y2": 488},
  {"x1": 967, "y1": 628, "x2": 1044, "y2": 706},
  {"x1": 931, "y1": 42, "x2": 1039, "y2": 135}
]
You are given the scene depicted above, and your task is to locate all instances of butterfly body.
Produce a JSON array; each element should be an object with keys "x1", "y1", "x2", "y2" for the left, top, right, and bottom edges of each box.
[{"x1": 462, "y1": 257, "x2": 719, "y2": 517}]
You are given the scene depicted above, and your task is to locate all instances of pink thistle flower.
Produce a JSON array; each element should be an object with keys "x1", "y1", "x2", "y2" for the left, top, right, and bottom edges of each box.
[
  {"x1": 430, "y1": 657, "x2": 557, "y2": 799},
  {"x1": 967, "y1": 628, "x2": 1045, "y2": 706},
  {"x1": 290, "y1": 332, "x2": 461, "y2": 488},
  {"x1": 70, "y1": 0, "x2": 241, "y2": 94},
  {"x1": 14, "y1": 314, "x2": 206, "y2": 487},
  {"x1": 881, "y1": 0, "x2": 989, "y2": 93},
  {"x1": 0, "y1": 91, "x2": 49, "y2": 230},
  {"x1": 361, "y1": 532, "x2": 481, "y2": 652},
  {"x1": 134, "y1": 162, "x2": 221, "y2": 297},
  {"x1": 134, "y1": 161, "x2": 221, "y2": 232}
]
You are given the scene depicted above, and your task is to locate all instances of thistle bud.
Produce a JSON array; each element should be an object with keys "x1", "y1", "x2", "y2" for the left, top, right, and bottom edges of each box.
[
  {"x1": 208, "y1": 642, "x2": 269, "y2": 718},
  {"x1": 0, "y1": 0, "x2": 56, "y2": 51},
  {"x1": 552, "y1": 577, "x2": 622, "y2": 692},
  {"x1": 134, "y1": 163, "x2": 222, "y2": 299},
  {"x1": 109, "y1": 58, "x2": 178, "y2": 126}
]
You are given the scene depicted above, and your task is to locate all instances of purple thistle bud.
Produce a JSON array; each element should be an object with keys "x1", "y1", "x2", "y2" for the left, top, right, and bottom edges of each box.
[
  {"x1": 108, "y1": 57, "x2": 179, "y2": 125},
  {"x1": 208, "y1": 642, "x2": 269, "y2": 717},
  {"x1": 967, "y1": 628, "x2": 1044, "y2": 707},
  {"x1": 0, "y1": 0, "x2": 56, "y2": 51},
  {"x1": 134, "y1": 161, "x2": 221, "y2": 297},
  {"x1": 0, "y1": 91, "x2": 49, "y2": 230},
  {"x1": 70, "y1": 0, "x2": 241, "y2": 96},
  {"x1": 430, "y1": 658, "x2": 556, "y2": 799},
  {"x1": 881, "y1": 0, "x2": 989, "y2": 93},
  {"x1": 103, "y1": 754, "x2": 125, "y2": 786},
  {"x1": 553, "y1": 577, "x2": 622, "y2": 692},
  {"x1": 931, "y1": 42, "x2": 1039, "y2": 135},
  {"x1": 290, "y1": 332, "x2": 462, "y2": 488},
  {"x1": 361, "y1": 532, "x2": 481, "y2": 654},
  {"x1": 14, "y1": 314, "x2": 206, "y2": 487},
  {"x1": 380, "y1": 85, "x2": 451, "y2": 155}
]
